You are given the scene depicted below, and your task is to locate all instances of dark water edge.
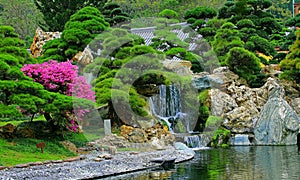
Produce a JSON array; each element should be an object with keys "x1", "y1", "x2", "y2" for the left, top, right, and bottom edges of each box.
[{"x1": 101, "y1": 146, "x2": 300, "y2": 180}]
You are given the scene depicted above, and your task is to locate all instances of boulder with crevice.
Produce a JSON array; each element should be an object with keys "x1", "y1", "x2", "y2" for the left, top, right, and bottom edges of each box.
[
  {"x1": 290, "y1": 98, "x2": 300, "y2": 116},
  {"x1": 209, "y1": 89, "x2": 238, "y2": 117},
  {"x1": 254, "y1": 83, "x2": 300, "y2": 145}
]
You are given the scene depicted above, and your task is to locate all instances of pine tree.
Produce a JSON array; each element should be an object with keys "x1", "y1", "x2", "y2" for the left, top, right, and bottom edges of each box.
[
  {"x1": 0, "y1": 25, "x2": 43, "y2": 120},
  {"x1": 280, "y1": 30, "x2": 300, "y2": 83},
  {"x1": 41, "y1": 6, "x2": 110, "y2": 62},
  {"x1": 34, "y1": 0, "x2": 108, "y2": 31}
]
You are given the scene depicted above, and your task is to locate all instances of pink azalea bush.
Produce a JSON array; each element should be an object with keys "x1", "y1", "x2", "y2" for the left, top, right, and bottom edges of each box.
[{"x1": 22, "y1": 60, "x2": 95, "y2": 132}]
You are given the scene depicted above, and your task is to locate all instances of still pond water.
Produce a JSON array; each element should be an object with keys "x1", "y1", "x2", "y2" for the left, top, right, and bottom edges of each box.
[{"x1": 103, "y1": 146, "x2": 300, "y2": 180}]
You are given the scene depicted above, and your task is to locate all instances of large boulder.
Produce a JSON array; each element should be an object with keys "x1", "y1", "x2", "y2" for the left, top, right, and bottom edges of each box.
[
  {"x1": 192, "y1": 67, "x2": 239, "y2": 91},
  {"x1": 290, "y1": 98, "x2": 300, "y2": 116},
  {"x1": 220, "y1": 78, "x2": 288, "y2": 134},
  {"x1": 209, "y1": 89, "x2": 238, "y2": 117},
  {"x1": 120, "y1": 124, "x2": 175, "y2": 145},
  {"x1": 223, "y1": 106, "x2": 259, "y2": 133},
  {"x1": 162, "y1": 59, "x2": 193, "y2": 76},
  {"x1": 254, "y1": 83, "x2": 300, "y2": 145}
]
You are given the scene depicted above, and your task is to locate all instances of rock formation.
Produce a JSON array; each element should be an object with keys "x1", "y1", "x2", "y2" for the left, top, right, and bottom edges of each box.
[
  {"x1": 194, "y1": 67, "x2": 299, "y2": 139},
  {"x1": 120, "y1": 124, "x2": 175, "y2": 145},
  {"x1": 72, "y1": 47, "x2": 94, "y2": 65},
  {"x1": 254, "y1": 82, "x2": 300, "y2": 145},
  {"x1": 30, "y1": 28, "x2": 61, "y2": 58},
  {"x1": 162, "y1": 59, "x2": 193, "y2": 75}
]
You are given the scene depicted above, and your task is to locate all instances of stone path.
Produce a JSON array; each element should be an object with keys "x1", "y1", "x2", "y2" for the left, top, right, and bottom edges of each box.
[{"x1": 0, "y1": 146, "x2": 194, "y2": 180}]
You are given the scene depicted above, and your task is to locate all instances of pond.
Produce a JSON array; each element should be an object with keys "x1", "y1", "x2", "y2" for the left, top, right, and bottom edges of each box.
[{"x1": 102, "y1": 146, "x2": 300, "y2": 180}]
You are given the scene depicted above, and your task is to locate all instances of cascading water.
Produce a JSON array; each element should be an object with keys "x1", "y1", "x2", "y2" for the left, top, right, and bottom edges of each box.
[
  {"x1": 184, "y1": 135, "x2": 201, "y2": 148},
  {"x1": 183, "y1": 134, "x2": 210, "y2": 150},
  {"x1": 150, "y1": 84, "x2": 186, "y2": 132}
]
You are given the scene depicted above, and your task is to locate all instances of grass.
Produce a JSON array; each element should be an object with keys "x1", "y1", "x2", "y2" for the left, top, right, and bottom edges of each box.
[
  {"x1": 0, "y1": 138, "x2": 76, "y2": 166},
  {"x1": 0, "y1": 118, "x2": 109, "y2": 166},
  {"x1": 0, "y1": 115, "x2": 46, "y2": 126},
  {"x1": 81, "y1": 127, "x2": 105, "y2": 142},
  {"x1": 0, "y1": 120, "x2": 23, "y2": 126}
]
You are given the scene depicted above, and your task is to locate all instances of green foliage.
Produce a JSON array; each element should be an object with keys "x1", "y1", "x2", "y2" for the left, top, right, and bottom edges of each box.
[
  {"x1": 0, "y1": 25, "x2": 43, "y2": 119},
  {"x1": 280, "y1": 30, "x2": 300, "y2": 83},
  {"x1": 34, "y1": 0, "x2": 108, "y2": 31},
  {"x1": 197, "y1": 18, "x2": 226, "y2": 42},
  {"x1": 196, "y1": 89, "x2": 210, "y2": 131},
  {"x1": 210, "y1": 128, "x2": 231, "y2": 147},
  {"x1": 102, "y1": 2, "x2": 130, "y2": 26},
  {"x1": 217, "y1": 0, "x2": 284, "y2": 49},
  {"x1": 205, "y1": 116, "x2": 222, "y2": 128},
  {"x1": 0, "y1": 138, "x2": 76, "y2": 166},
  {"x1": 236, "y1": 19, "x2": 255, "y2": 29},
  {"x1": 41, "y1": 6, "x2": 110, "y2": 61},
  {"x1": 247, "y1": 35, "x2": 277, "y2": 56},
  {"x1": 0, "y1": 0, "x2": 47, "y2": 40},
  {"x1": 225, "y1": 47, "x2": 262, "y2": 85},
  {"x1": 159, "y1": 9, "x2": 179, "y2": 19},
  {"x1": 184, "y1": 6, "x2": 217, "y2": 20},
  {"x1": 112, "y1": 0, "x2": 224, "y2": 20},
  {"x1": 212, "y1": 24, "x2": 244, "y2": 64}
]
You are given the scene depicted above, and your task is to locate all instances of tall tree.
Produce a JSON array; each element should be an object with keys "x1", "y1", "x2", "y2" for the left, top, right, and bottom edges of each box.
[
  {"x1": 225, "y1": 47, "x2": 262, "y2": 85},
  {"x1": 212, "y1": 22, "x2": 244, "y2": 65},
  {"x1": 102, "y1": 2, "x2": 130, "y2": 27},
  {"x1": 269, "y1": 0, "x2": 292, "y2": 20},
  {"x1": 0, "y1": 0, "x2": 46, "y2": 42},
  {"x1": 0, "y1": 25, "x2": 94, "y2": 132},
  {"x1": 0, "y1": 25, "x2": 43, "y2": 120},
  {"x1": 280, "y1": 30, "x2": 300, "y2": 84},
  {"x1": 34, "y1": 0, "x2": 108, "y2": 31},
  {"x1": 41, "y1": 6, "x2": 110, "y2": 62}
]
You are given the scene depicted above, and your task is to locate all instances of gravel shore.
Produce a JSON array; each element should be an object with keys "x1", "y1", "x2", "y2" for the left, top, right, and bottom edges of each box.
[{"x1": 0, "y1": 146, "x2": 194, "y2": 180}]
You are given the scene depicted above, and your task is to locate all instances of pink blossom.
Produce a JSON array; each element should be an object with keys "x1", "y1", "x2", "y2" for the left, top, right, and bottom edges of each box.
[{"x1": 21, "y1": 60, "x2": 95, "y2": 132}]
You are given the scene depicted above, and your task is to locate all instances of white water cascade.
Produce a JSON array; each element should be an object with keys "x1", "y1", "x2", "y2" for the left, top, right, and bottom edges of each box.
[
  {"x1": 150, "y1": 84, "x2": 186, "y2": 132},
  {"x1": 184, "y1": 135, "x2": 201, "y2": 148},
  {"x1": 183, "y1": 134, "x2": 210, "y2": 150}
]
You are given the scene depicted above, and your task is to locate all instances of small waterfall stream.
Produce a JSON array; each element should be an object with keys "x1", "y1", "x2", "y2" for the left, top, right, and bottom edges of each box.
[
  {"x1": 150, "y1": 84, "x2": 210, "y2": 149},
  {"x1": 183, "y1": 134, "x2": 210, "y2": 149},
  {"x1": 184, "y1": 135, "x2": 201, "y2": 148},
  {"x1": 150, "y1": 84, "x2": 186, "y2": 132}
]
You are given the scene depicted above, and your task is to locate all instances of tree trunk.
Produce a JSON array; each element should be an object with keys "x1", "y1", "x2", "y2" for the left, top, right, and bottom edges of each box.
[{"x1": 44, "y1": 112, "x2": 57, "y2": 131}]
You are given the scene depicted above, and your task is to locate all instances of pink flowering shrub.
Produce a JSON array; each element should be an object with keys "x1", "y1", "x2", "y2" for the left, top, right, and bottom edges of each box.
[{"x1": 22, "y1": 60, "x2": 95, "y2": 132}]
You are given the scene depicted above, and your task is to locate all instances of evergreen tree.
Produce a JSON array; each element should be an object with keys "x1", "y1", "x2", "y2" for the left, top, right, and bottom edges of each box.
[
  {"x1": 280, "y1": 30, "x2": 300, "y2": 84},
  {"x1": 0, "y1": 0, "x2": 46, "y2": 42},
  {"x1": 34, "y1": 0, "x2": 108, "y2": 31},
  {"x1": 0, "y1": 25, "x2": 43, "y2": 120},
  {"x1": 102, "y1": 2, "x2": 130, "y2": 27},
  {"x1": 225, "y1": 47, "x2": 262, "y2": 85},
  {"x1": 0, "y1": 25, "x2": 94, "y2": 132},
  {"x1": 269, "y1": 0, "x2": 292, "y2": 20},
  {"x1": 212, "y1": 22, "x2": 244, "y2": 65},
  {"x1": 41, "y1": 6, "x2": 110, "y2": 62}
]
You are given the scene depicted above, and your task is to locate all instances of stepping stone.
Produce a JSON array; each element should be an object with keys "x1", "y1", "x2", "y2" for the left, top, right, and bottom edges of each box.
[{"x1": 94, "y1": 158, "x2": 102, "y2": 162}]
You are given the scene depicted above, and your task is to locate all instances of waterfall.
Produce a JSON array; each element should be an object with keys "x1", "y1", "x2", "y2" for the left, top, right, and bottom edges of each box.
[
  {"x1": 184, "y1": 135, "x2": 201, "y2": 148},
  {"x1": 184, "y1": 135, "x2": 210, "y2": 150},
  {"x1": 150, "y1": 84, "x2": 185, "y2": 132}
]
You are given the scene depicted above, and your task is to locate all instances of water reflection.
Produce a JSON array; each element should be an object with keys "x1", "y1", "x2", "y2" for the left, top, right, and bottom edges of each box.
[{"x1": 102, "y1": 146, "x2": 300, "y2": 180}]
